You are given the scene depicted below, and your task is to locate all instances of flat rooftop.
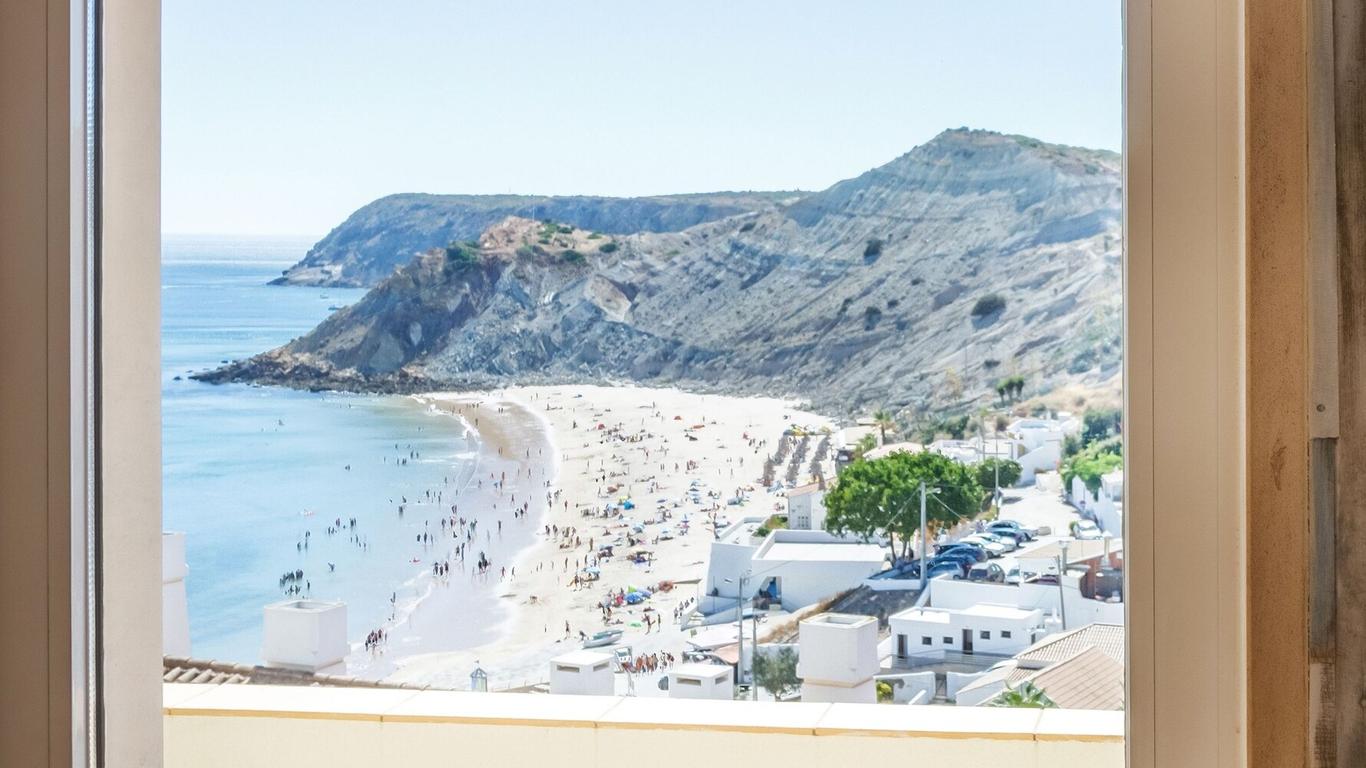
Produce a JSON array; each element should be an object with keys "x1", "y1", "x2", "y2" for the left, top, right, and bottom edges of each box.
[
  {"x1": 756, "y1": 540, "x2": 886, "y2": 563},
  {"x1": 669, "y1": 663, "x2": 733, "y2": 680},
  {"x1": 550, "y1": 650, "x2": 616, "y2": 667},
  {"x1": 959, "y1": 603, "x2": 1039, "y2": 620},
  {"x1": 893, "y1": 609, "x2": 952, "y2": 624}
]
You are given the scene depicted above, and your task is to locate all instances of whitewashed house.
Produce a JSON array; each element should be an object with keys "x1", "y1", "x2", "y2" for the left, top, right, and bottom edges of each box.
[
  {"x1": 889, "y1": 604, "x2": 1045, "y2": 662},
  {"x1": 785, "y1": 481, "x2": 828, "y2": 531},
  {"x1": 796, "y1": 613, "x2": 879, "y2": 703},
  {"x1": 548, "y1": 650, "x2": 615, "y2": 696},
  {"x1": 699, "y1": 530, "x2": 886, "y2": 616},
  {"x1": 929, "y1": 562, "x2": 1124, "y2": 631}
]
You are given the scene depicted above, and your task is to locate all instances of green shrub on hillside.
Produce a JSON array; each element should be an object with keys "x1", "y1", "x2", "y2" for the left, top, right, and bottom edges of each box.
[{"x1": 971, "y1": 293, "x2": 1007, "y2": 317}]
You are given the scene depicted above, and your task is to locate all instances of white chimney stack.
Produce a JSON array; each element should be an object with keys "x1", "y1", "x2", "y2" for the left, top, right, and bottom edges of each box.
[
  {"x1": 162, "y1": 532, "x2": 191, "y2": 658},
  {"x1": 260, "y1": 599, "x2": 348, "y2": 673}
]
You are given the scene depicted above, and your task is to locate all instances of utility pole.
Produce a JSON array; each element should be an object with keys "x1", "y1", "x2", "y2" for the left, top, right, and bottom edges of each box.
[
  {"x1": 1056, "y1": 543, "x2": 1069, "y2": 630},
  {"x1": 751, "y1": 611, "x2": 759, "y2": 701},
  {"x1": 919, "y1": 480, "x2": 929, "y2": 592},
  {"x1": 731, "y1": 571, "x2": 749, "y2": 694}
]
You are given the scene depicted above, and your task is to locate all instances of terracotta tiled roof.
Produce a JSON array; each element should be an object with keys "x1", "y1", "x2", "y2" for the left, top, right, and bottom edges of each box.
[
  {"x1": 1014, "y1": 623, "x2": 1125, "y2": 667},
  {"x1": 958, "y1": 623, "x2": 1126, "y2": 701},
  {"x1": 1015, "y1": 646, "x2": 1124, "y2": 710},
  {"x1": 162, "y1": 656, "x2": 424, "y2": 689}
]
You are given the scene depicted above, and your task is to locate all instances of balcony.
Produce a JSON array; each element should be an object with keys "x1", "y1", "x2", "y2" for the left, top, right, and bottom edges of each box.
[{"x1": 163, "y1": 684, "x2": 1122, "y2": 767}]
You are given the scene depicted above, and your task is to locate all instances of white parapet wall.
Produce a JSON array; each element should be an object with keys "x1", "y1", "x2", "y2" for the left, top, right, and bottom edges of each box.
[
  {"x1": 164, "y1": 685, "x2": 1124, "y2": 768},
  {"x1": 162, "y1": 531, "x2": 191, "y2": 658},
  {"x1": 549, "y1": 650, "x2": 616, "y2": 696},
  {"x1": 260, "y1": 599, "x2": 348, "y2": 673}
]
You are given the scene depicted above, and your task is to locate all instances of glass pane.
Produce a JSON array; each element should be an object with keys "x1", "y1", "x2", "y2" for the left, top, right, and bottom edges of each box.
[{"x1": 162, "y1": 0, "x2": 1122, "y2": 719}]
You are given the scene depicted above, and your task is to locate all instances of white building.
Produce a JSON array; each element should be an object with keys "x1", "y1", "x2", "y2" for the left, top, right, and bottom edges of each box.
[
  {"x1": 797, "y1": 613, "x2": 879, "y2": 703},
  {"x1": 1069, "y1": 469, "x2": 1123, "y2": 535},
  {"x1": 666, "y1": 663, "x2": 734, "y2": 700},
  {"x1": 928, "y1": 568, "x2": 1124, "y2": 631},
  {"x1": 785, "y1": 481, "x2": 827, "y2": 531},
  {"x1": 548, "y1": 650, "x2": 615, "y2": 696},
  {"x1": 162, "y1": 531, "x2": 191, "y2": 658},
  {"x1": 260, "y1": 599, "x2": 348, "y2": 674},
  {"x1": 889, "y1": 604, "x2": 1045, "y2": 661},
  {"x1": 699, "y1": 530, "x2": 886, "y2": 616}
]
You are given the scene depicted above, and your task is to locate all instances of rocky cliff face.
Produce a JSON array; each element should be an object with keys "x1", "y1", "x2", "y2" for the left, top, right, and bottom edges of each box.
[
  {"x1": 208, "y1": 129, "x2": 1122, "y2": 415},
  {"x1": 271, "y1": 191, "x2": 797, "y2": 287}
]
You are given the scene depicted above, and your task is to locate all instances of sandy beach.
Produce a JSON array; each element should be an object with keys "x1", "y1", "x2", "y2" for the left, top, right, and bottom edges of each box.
[{"x1": 384, "y1": 384, "x2": 833, "y2": 690}]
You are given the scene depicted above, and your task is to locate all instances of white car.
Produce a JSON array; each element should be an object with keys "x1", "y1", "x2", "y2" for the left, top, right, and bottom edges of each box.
[
  {"x1": 1072, "y1": 519, "x2": 1104, "y2": 540},
  {"x1": 974, "y1": 531, "x2": 1019, "y2": 552},
  {"x1": 960, "y1": 534, "x2": 1009, "y2": 557}
]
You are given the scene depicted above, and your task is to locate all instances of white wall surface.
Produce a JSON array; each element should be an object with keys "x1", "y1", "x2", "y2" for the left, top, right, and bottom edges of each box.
[{"x1": 164, "y1": 686, "x2": 1124, "y2": 767}]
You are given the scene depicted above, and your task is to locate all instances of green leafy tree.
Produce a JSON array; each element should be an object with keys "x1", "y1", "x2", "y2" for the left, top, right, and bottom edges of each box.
[
  {"x1": 988, "y1": 681, "x2": 1057, "y2": 708},
  {"x1": 823, "y1": 451, "x2": 983, "y2": 561},
  {"x1": 752, "y1": 647, "x2": 801, "y2": 701},
  {"x1": 1062, "y1": 438, "x2": 1123, "y2": 493},
  {"x1": 1082, "y1": 407, "x2": 1123, "y2": 445},
  {"x1": 975, "y1": 458, "x2": 1022, "y2": 492}
]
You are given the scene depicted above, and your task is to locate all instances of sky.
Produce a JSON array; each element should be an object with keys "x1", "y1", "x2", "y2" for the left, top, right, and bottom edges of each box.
[{"x1": 162, "y1": 1, "x2": 1122, "y2": 236}]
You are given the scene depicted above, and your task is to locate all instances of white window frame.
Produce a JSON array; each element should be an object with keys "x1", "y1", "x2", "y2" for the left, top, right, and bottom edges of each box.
[{"x1": 72, "y1": 0, "x2": 1248, "y2": 764}]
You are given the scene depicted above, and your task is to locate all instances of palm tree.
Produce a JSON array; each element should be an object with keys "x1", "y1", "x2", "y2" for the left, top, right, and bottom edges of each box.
[
  {"x1": 872, "y1": 408, "x2": 895, "y2": 445},
  {"x1": 988, "y1": 681, "x2": 1057, "y2": 709}
]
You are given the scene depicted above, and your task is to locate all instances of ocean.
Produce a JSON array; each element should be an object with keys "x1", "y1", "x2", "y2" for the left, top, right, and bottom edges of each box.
[{"x1": 162, "y1": 235, "x2": 534, "y2": 667}]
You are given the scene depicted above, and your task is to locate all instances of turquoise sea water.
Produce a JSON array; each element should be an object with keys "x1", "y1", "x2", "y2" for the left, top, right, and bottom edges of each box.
[{"x1": 161, "y1": 235, "x2": 529, "y2": 664}]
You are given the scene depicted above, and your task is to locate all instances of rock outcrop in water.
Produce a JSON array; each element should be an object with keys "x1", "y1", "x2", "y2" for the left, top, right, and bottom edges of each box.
[
  {"x1": 207, "y1": 129, "x2": 1122, "y2": 415},
  {"x1": 272, "y1": 191, "x2": 798, "y2": 288}
]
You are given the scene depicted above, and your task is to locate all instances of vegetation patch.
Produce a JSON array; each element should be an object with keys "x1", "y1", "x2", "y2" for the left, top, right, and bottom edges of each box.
[
  {"x1": 863, "y1": 237, "x2": 885, "y2": 263},
  {"x1": 561, "y1": 249, "x2": 586, "y2": 264},
  {"x1": 863, "y1": 306, "x2": 884, "y2": 330},
  {"x1": 598, "y1": 241, "x2": 619, "y2": 253},
  {"x1": 971, "y1": 293, "x2": 1008, "y2": 318}
]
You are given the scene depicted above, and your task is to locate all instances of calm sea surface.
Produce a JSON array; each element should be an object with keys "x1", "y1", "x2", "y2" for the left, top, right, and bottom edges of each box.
[{"x1": 162, "y1": 235, "x2": 521, "y2": 664}]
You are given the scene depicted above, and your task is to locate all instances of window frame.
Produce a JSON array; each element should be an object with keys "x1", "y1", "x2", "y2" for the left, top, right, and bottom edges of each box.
[{"x1": 52, "y1": 0, "x2": 1248, "y2": 764}]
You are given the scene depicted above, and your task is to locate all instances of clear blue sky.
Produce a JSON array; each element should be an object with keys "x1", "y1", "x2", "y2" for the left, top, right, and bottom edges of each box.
[{"x1": 163, "y1": 0, "x2": 1121, "y2": 236}]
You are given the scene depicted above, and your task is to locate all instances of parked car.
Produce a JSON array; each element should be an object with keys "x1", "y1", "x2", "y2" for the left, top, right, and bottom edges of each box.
[
  {"x1": 927, "y1": 560, "x2": 968, "y2": 579},
  {"x1": 930, "y1": 550, "x2": 979, "y2": 570},
  {"x1": 935, "y1": 542, "x2": 989, "y2": 563},
  {"x1": 1005, "y1": 566, "x2": 1024, "y2": 585},
  {"x1": 964, "y1": 532, "x2": 1017, "y2": 554},
  {"x1": 958, "y1": 534, "x2": 1008, "y2": 557},
  {"x1": 987, "y1": 520, "x2": 1035, "y2": 542},
  {"x1": 1071, "y1": 519, "x2": 1104, "y2": 540},
  {"x1": 967, "y1": 562, "x2": 1007, "y2": 583}
]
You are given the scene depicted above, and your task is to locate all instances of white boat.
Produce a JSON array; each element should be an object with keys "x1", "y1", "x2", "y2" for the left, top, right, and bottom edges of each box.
[{"x1": 583, "y1": 629, "x2": 623, "y2": 648}]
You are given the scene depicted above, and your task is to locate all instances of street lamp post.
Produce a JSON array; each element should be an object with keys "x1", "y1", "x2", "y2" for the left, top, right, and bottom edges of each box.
[
  {"x1": 725, "y1": 572, "x2": 750, "y2": 697},
  {"x1": 1057, "y1": 540, "x2": 1070, "y2": 630}
]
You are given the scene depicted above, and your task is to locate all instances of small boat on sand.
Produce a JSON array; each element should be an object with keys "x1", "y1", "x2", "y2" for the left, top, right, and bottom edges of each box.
[{"x1": 583, "y1": 629, "x2": 623, "y2": 648}]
